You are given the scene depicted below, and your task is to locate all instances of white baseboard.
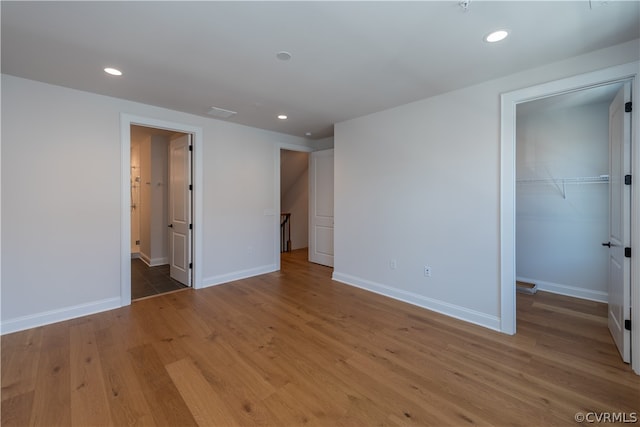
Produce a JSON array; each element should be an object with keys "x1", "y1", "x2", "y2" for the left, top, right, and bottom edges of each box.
[
  {"x1": 139, "y1": 253, "x2": 168, "y2": 267},
  {"x1": 148, "y1": 257, "x2": 168, "y2": 267},
  {"x1": 516, "y1": 276, "x2": 607, "y2": 303},
  {"x1": 139, "y1": 252, "x2": 151, "y2": 265},
  {"x1": 331, "y1": 272, "x2": 501, "y2": 332},
  {"x1": 1, "y1": 297, "x2": 121, "y2": 335},
  {"x1": 201, "y1": 264, "x2": 277, "y2": 289}
]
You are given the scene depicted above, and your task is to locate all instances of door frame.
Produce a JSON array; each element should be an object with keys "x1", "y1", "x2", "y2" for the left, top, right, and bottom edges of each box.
[
  {"x1": 499, "y1": 61, "x2": 640, "y2": 374},
  {"x1": 273, "y1": 143, "x2": 314, "y2": 271},
  {"x1": 120, "y1": 114, "x2": 203, "y2": 305}
]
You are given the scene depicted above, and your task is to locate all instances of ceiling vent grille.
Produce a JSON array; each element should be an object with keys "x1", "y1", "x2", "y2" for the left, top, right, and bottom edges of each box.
[{"x1": 207, "y1": 106, "x2": 237, "y2": 119}]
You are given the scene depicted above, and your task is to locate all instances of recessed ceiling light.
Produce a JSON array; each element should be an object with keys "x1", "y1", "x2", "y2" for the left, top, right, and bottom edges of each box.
[
  {"x1": 276, "y1": 51, "x2": 292, "y2": 61},
  {"x1": 104, "y1": 67, "x2": 122, "y2": 76},
  {"x1": 278, "y1": 115, "x2": 288, "y2": 120},
  {"x1": 484, "y1": 30, "x2": 509, "y2": 43},
  {"x1": 305, "y1": 132, "x2": 312, "y2": 137}
]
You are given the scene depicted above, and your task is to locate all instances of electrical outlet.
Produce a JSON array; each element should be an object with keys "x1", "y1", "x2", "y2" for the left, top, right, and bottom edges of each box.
[
  {"x1": 390, "y1": 259, "x2": 397, "y2": 270},
  {"x1": 424, "y1": 266, "x2": 432, "y2": 277}
]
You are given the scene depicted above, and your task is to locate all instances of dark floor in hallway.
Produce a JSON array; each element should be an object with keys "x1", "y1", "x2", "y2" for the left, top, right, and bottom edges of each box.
[{"x1": 131, "y1": 258, "x2": 187, "y2": 300}]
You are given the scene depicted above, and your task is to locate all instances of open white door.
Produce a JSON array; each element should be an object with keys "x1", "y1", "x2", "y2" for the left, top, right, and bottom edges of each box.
[
  {"x1": 168, "y1": 134, "x2": 192, "y2": 287},
  {"x1": 309, "y1": 149, "x2": 334, "y2": 267},
  {"x1": 606, "y1": 83, "x2": 631, "y2": 363}
]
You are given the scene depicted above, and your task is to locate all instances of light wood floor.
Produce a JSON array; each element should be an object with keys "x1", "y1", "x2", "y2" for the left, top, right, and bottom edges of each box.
[{"x1": 2, "y1": 249, "x2": 638, "y2": 426}]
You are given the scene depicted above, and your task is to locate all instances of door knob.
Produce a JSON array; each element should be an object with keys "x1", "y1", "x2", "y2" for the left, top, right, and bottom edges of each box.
[
  {"x1": 168, "y1": 224, "x2": 173, "y2": 228},
  {"x1": 602, "y1": 242, "x2": 611, "y2": 248}
]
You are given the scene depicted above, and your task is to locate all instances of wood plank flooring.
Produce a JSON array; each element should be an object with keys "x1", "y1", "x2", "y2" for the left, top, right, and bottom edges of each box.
[{"x1": 2, "y1": 249, "x2": 639, "y2": 426}]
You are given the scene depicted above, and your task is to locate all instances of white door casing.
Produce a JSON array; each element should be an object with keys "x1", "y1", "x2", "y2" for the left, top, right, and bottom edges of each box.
[
  {"x1": 169, "y1": 134, "x2": 192, "y2": 286},
  {"x1": 607, "y1": 83, "x2": 632, "y2": 363},
  {"x1": 309, "y1": 149, "x2": 334, "y2": 267}
]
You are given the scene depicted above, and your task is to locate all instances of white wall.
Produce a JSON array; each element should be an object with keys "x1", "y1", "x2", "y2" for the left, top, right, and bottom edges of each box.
[
  {"x1": 1, "y1": 74, "x2": 313, "y2": 332},
  {"x1": 333, "y1": 40, "x2": 639, "y2": 330},
  {"x1": 516, "y1": 102, "x2": 610, "y2": 301},
  {"x1": 149, "y1": 134, "x2": 169, "y2": 265},
  {"x1": 138, "y1": 133, "x2": 169, "y2": 266},
  {"x1": 139, "y1": 134, "x2": 152, "y2": 260}
]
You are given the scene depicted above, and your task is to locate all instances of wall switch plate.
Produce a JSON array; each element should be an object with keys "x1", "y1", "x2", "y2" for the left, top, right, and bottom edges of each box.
[
  {"x1": 424, "y1": 266, "x2": 432, "y2": 277},
  {"x1": 390, "y1": 259, "x2": 397, "y2": 270}
]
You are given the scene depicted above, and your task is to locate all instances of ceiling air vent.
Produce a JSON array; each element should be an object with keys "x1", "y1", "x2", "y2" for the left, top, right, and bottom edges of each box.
[{"x1": 207, "y1": 106, "x2": 237, "y2": 119}]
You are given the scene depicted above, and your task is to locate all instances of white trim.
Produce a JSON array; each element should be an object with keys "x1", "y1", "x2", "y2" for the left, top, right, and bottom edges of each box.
[
  {"x1": 1, "y1": 297, "x2": 121, "y2": 335},
  {"x1": 273, "y1": 143, "x2": 314, "y2": 271},
  {"x1": 332, "y1": 272, "x2": 501, "y2": 332},
  {"x1": 120, "y1": 114, "x2": 204, "y2": 309},
  {"x1": 138, "y1": 254, "x2": 169, "y2": 268},
  {"x1": 500, "y1": 62, "x2": 640, "y2": 374},
  {"x1": 202, "y1": 264, "x2": 277, "y2": 288},
  {"x1": 632, "y1": 65, "x2": 640, "y2": 375},
  {"x1": 517, "y1": 276, "x2": 608, "y2": 303}
]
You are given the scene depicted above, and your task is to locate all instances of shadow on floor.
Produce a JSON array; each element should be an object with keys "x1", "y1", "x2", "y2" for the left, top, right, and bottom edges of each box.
[{"x1": 131, "y1": 258, "x2": 187, "y2": 300}]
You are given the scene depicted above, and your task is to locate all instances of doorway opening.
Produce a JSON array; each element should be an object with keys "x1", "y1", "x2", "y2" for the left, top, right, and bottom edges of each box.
[
  {"x1": 515, "y1": 82, "x2": 629, "y2": 360},
  {"x1": 120, "y1": 114, "x2": 203, "y2": 307},
  {"x1": 500, "y1": 62, "x2": 639, "y2": 373},
  {"x1": 280, "y1": 149, "x2": 310, "y2": 258},
  {"x1": 515, "y1": 84, "x2": 622, "y2": 301},
  {"x1": 277, "y1": 146, "x2": 335, "y2": 271},
  {"x1": 130, "y1": 125, "x2": 192, "y2": 300}
]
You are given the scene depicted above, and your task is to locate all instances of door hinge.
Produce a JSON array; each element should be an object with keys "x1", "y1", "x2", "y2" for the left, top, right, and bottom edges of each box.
[
  {"x1": 189, "y1": 224, "x2": 192, "y2": 230},
  {"x1": 625, "y1": 101, "x2": 632, "y2": 113},
  {"x1": 625, "y1": 247, "x2": 631, "y2": 258},
  {"x1": 189, "y1": 262, "x2": 193, "y2": 269},
  {"x1": 625, "y1": 319, "x2": 631, "y2": 331},
  {"x1": 625, "y1": 175, "x2": 632, "y2": 185},
  {"x1": 189, "y1": 184, "x2": 193, "y2": 191},
  {"x1": 189, "y1": 145, "x2": 193, "y2": 152}
]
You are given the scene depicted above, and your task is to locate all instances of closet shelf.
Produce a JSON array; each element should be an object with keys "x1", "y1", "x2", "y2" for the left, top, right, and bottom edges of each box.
[
  {"x1": 516, "y1": 175, "x2": 609, "y2": 184},
  {"x1": 516, "y1": 175, "x2": 609, "y2": 199}
]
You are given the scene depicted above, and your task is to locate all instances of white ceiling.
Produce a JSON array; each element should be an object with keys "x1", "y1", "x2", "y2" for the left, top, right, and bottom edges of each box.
[{"x1": 2, "y1": 1, "x2": 639, "y2": 139}]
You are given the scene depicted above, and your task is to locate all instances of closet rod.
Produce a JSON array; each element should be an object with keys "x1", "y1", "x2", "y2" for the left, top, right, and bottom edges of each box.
[
  {"x1": 516, "y1": 175, "x2": 609, "y2": 184},
  {"x1": 516, "y1": 175, "x2": 609, "y2": 199}
]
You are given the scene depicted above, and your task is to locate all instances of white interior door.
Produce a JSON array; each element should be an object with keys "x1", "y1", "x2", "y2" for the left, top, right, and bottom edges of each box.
[
  {"x1": 606, "y1": 82, "x2": 631, "y2": 363},
  {"x1": 309, "y1": 149, "x2": 334, "y2": 267},
  {"x1": 168, "y1": 134, "x2": 192, "y2": 286}
]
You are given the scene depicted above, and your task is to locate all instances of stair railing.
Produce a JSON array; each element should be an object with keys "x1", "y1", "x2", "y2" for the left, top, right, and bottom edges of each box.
[{"x1": 280, "y1": 213, "x2": 291, "y2": 253}]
